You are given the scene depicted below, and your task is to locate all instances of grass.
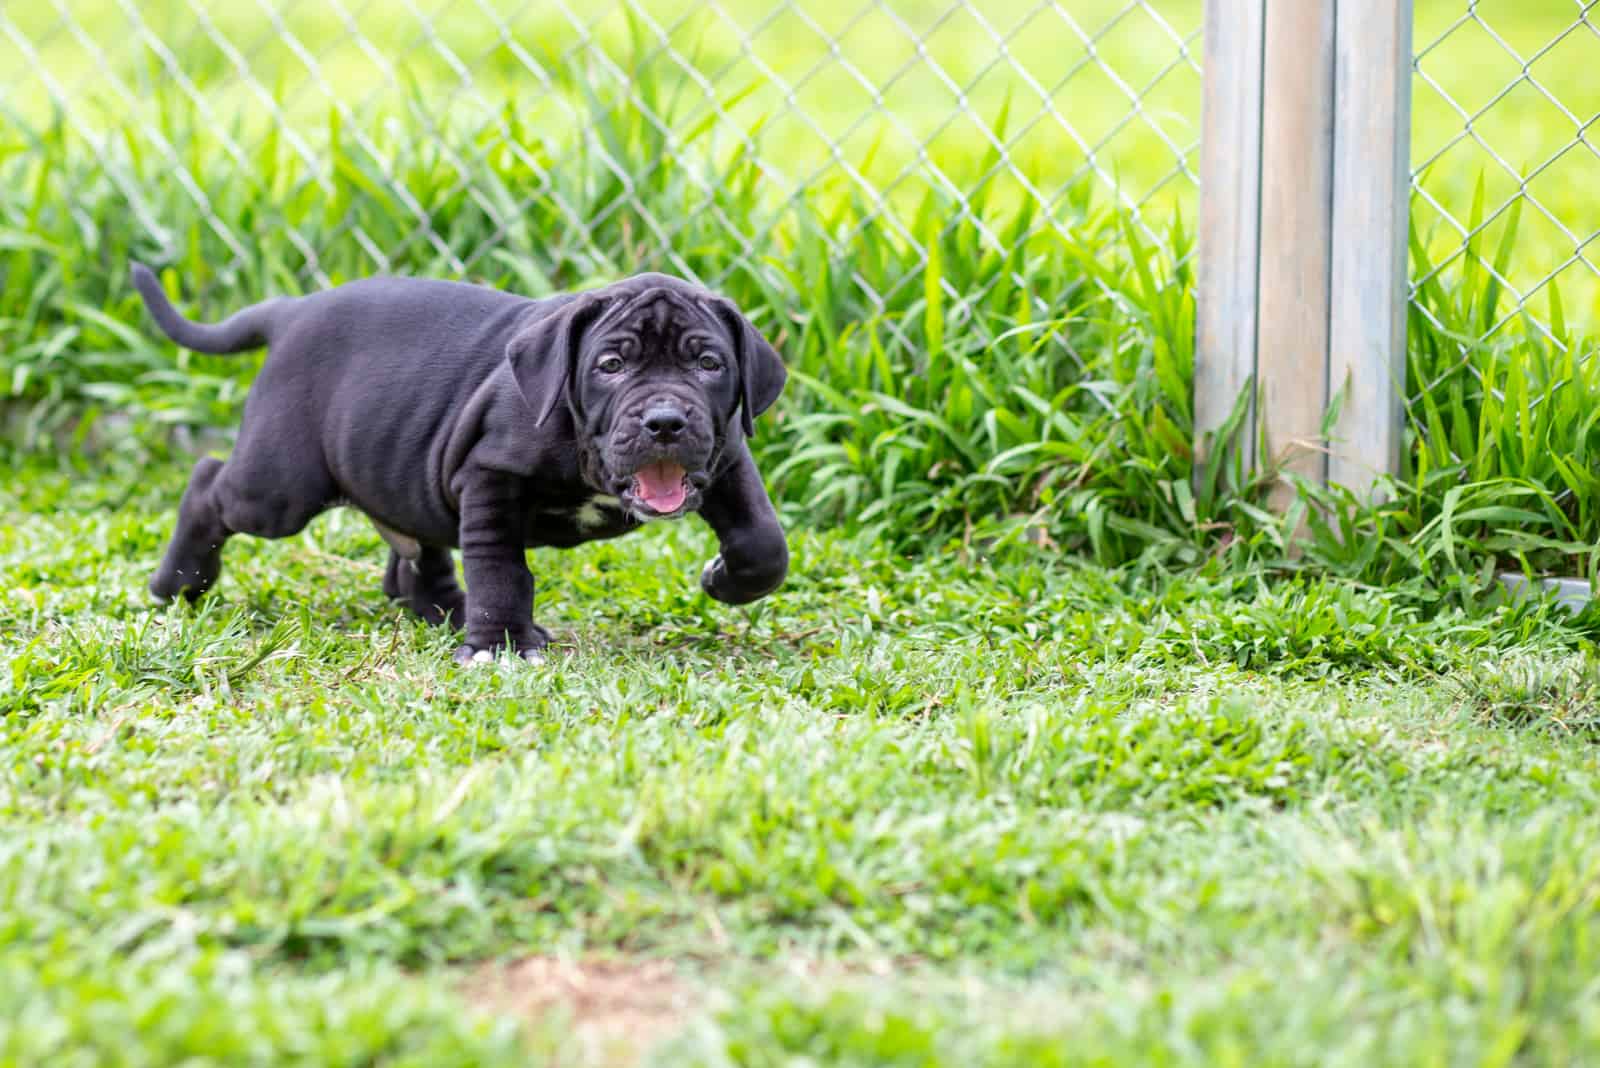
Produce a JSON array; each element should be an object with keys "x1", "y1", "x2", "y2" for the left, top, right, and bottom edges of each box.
[{"x1": 6, "y1": 455, "x2": 1600, "y2": 1063}]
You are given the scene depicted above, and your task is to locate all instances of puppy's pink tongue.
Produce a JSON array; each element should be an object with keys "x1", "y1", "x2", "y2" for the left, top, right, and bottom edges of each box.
[{"x1": 632, "y1": 460, "x2": 687, "y2": 513}]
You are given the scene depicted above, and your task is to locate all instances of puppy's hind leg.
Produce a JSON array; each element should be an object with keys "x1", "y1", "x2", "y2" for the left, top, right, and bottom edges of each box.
[
  {"x1": 382, "y1": 546, "x2": 465, "y2": 627},
  {"x1": 150, "y1": 453, "x2": 333, "y2": 604},
  {"x1": 150, "y1": 457, "x2": 231, "y2": 603}
]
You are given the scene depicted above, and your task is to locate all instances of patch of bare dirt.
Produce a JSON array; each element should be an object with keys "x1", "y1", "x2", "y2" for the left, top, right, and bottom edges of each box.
[{"x1": 461, "y1": 956, "x2": 695, "y2": 1066}]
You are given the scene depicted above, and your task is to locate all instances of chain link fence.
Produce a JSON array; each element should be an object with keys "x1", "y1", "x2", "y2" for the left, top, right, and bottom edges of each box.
[
  {"x1": 1410, "y1": 2, "x2": 1600, "y2": 345},
  {"x1": 6, "y1": 3, "x2": 1595, "y2": 375},
  {"x1": 0, "y1": 0, "x2": 1203, "y2": 332}
]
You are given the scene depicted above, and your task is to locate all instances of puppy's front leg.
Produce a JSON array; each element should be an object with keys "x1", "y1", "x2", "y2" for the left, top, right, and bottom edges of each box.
[
  {"x1": 698, "y1": 445, "x2": 789, "y2": 605},
  {"x1": 454, "y1": 467, "x2": 549, "y2": 664}
]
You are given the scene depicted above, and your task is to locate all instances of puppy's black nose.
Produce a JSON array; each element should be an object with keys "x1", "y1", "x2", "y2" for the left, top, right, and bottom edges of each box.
[{"x1": 643, "y1": 405, "x2": 688, "y2": 442}]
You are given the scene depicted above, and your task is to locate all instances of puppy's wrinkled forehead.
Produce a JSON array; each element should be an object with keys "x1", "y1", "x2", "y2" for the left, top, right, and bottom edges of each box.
[{"x1": 597, "y1": 286, "x2": 711, "y2": 355}]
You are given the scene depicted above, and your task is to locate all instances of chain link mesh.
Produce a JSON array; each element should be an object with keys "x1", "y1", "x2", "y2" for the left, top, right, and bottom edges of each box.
[
  {"x1": 0, "y1": 0, "x2": 1202, "y2": 336},
  {"x1": 1410, "y1": 2, "x2": 1600, "y2": 355},
  {"x1": 16, "y1": 4, "x2": 1587, "y2": 401}
]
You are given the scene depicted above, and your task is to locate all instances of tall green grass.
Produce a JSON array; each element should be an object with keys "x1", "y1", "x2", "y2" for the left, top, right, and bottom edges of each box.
[{"x1": 3, "y1": 53, "x2": 1598, "y2": 592}]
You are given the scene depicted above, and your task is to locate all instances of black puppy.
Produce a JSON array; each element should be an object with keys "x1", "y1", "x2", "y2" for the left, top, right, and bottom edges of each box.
[{"x1": 131, "y1": 263, "x2": 789, "y2": 663}]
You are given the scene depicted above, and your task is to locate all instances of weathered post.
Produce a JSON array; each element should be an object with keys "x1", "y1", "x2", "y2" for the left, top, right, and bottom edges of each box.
[{"x1": 1196, "y1": 0, "x2": 1413, "y2": 503}]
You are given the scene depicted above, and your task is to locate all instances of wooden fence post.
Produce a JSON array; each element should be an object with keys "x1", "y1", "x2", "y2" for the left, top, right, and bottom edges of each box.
[
  {"x1": 1256, "y1": 0, "x2": 1337, "y2": 507},
  {"x1": 1328, "y1": 0, "x2": 1415, "y2": 494},
  {"x1": 1195, "y1": 0, "x2": 1414, "y2": 504},
  {"x1": 1195, "y1": 0, "x2": 1265, "y2": 477}
]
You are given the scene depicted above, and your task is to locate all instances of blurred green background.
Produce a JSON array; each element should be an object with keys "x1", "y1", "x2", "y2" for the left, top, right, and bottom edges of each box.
[{"x1": 4, "y1": 0, "x2": 1595, "y2": 322}]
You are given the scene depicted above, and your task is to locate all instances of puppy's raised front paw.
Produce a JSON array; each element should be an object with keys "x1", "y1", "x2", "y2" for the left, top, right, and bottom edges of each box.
[{"x1": 700, "y1": 553, "x2": 785, "y2": 605}]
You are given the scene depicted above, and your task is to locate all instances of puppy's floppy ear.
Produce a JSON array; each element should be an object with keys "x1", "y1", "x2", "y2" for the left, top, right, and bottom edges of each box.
[
  {"x1": 505, "y1": 294, "x2": 607, "y2": 427},
  {"x1": 713, "y1": 299, "x2": 786, "y2": 437}
]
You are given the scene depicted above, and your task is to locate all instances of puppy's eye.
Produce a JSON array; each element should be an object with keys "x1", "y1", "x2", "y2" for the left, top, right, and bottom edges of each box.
[
  {"x1": 596, "y1": 353, "x2": 624, "y2": 374},
  {"x1": 697, "y1": 354, "x2": 723, "y2": 372}
]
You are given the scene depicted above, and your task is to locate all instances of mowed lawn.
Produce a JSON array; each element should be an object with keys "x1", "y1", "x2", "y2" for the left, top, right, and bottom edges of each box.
[{"x1": 5, "y1": 457, "x2": 1600, "y2": 1064}]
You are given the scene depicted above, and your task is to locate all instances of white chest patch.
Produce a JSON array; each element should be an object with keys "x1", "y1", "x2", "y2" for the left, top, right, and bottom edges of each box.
[{"x1": 574, "y1": 495, "x2": 622, "y2": 531}]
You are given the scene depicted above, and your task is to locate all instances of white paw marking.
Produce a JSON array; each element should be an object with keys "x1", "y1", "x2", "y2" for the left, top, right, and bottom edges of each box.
[
  {"x1": 575, "y1": 495, "x2": 622, "y2": 531},
  {"x1": 369, "y1": 518, "x2": 422, "y2": 561},
  {"x1": 471, "y1": 649, "x2": 494, "y2": 663}
]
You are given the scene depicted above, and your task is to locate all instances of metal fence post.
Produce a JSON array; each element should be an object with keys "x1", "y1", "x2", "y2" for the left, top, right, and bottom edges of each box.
[{"x1": 1196, "y1": 0, "x2": 1413, "y2": 504}]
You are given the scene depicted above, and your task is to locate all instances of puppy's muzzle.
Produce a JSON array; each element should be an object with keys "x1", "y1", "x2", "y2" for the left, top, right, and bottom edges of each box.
[{"x1": 605, "y1": 389, "x2": 716, "y2": 520}]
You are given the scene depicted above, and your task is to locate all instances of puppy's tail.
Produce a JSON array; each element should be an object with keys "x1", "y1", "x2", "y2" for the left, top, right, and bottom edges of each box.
[{"x1": 130, "y1": 261, "x2": 277, "y2": 354}]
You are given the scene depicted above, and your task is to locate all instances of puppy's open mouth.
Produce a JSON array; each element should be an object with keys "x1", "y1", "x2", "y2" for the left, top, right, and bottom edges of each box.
[{"x1": 629, "y1": 460, "x2": 691, "y2": 516}]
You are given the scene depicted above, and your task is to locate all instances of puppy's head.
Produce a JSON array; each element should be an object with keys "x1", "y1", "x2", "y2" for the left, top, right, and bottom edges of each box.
[{"x1": 506, "y1": 273, "x2": 785, "y2": 521}]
